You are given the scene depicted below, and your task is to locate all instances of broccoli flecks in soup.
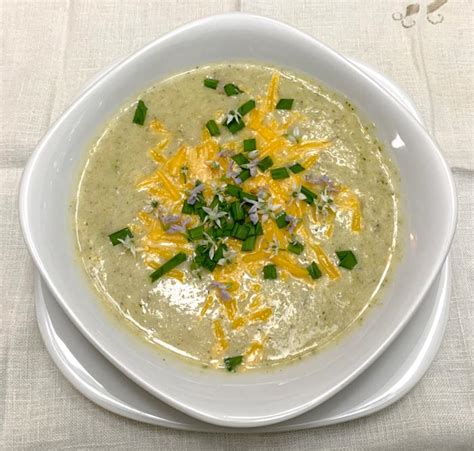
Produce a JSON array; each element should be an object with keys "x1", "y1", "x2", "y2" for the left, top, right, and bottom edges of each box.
[{"x1": 74, "y1": 63, "x2": 402, "y2": 372}]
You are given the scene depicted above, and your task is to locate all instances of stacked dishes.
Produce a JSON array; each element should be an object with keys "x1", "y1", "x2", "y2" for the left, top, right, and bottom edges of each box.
[{"x1": 20, "y1": 14, "x2": 456, "y2": 429}]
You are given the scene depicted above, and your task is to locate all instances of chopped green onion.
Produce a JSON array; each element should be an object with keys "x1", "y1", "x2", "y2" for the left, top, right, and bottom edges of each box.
[
  {"x1": 150, "y1": 252, "x2": 187, "y2": 282},
  {"x1": 247, "y1": 223, "x2": 256, "y2": 236},
  {"x1": 196, "y1": 206, "x2": 207, "y2": 221},
  {"x1": 206, "y1": 119, "x2": 220, "y2": 137},
  {"x1": 241, "y1": 235, "x2": 256, "y2": 252},
  {"x1": 263, "y1": 264, "x2": 278, "y2": 280},
  {"x1": 225, "y1": 184, "x2": 242, "y2": 197},
  {"x1": 336, "y1": 250, "x2": 358, "y2": 269},
  {"x1": 187, "y1": 225, "x2": 204, "y2": 241},
  {"x1": 202, "y1": 257, "x2": 217, "y2": 272},
  {"x1": 243, "y1": 138, "x2": 256, "y2": 152},
  {"x1": 233, "y1": 224, "x2": 250, "y2": 240},
  {"x1": 213, "y1": 243, "x2": 227, "y2": 262},
  {"x1": 132, "y1": 100, "x2": 147, "y2": 125},
  {"x1": 210, "y1": 195, "x2": 219, "y2": 209},
  {"x1": 238, "y1": 99, "x2": 256, "y2": 116},
  {"x1": 230, "y1": 201, "x2": 245, "y2": 221},
  {"x1": 287, "y1": 240, "x2": 304, "y2": 255},
  {"x1": 300, "y1": 185, "x2": 317, "y2": 204},
  {"x1": 240, "y1": 191, "x2": 258, "y2": 201},
  {"x1": 289, "y1": 163, "x2": 305, "y2": 174},
  {"x1": 276, "y1": 98, "x2": 294, "y2": 110},
  {"x1": 209, "y1": 227, "x2": 222, "y2": 239},
  {"x1": 224, "y1": 83, "x2": 243, "y2": 96},
  {"x1": 271, "y1": 167, "x2": 290, "y2": 180},
  {"x1": 257, "y1": 156, "x2": 274, "y2": 172},
  {"x1": 238, "y1": 169, "x2": 251, "y2": 182},
  {"x1": 231, "y1": 153, "x2": 249, "y2": 166},
  {"x1": 307, "y1": 261, "x2": 322, "y2": 279},
  {"x1": 108, "y1": 227, "x2": 133, "y2": 246},
  {"x1": 224, "y1": 355, "x2": 243, "y2": 372},
  {"x1": 192, "y1": 245, "x2": 218, "y2": 272},
  {"x1": 181, "y1": 200, "x2": 194, "y2": 214},
  {"x1": 226, "y1": 117, "x2": 245, "y2": 134},
  {"x1": 275, "y1": 212, "x2": 289, "y2": 229},
  {"x1": 222, "y1": 222, "x2": 234, "y2": 237},
  {"x1": 248, "y1": 223, "x2": 263, "y2": 236},
  {"x1": 204, "y1": 78, "x2": 219, "y2": 89}
]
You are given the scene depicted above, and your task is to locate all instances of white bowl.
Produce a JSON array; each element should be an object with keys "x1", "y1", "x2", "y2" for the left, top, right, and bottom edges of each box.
[{"x1": 19, "y1": 13, "x2": 456, "y2": 427}]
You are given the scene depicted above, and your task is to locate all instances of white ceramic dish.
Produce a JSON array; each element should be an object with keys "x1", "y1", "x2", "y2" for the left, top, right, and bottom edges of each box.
[
  {"x1": 39, "y1": 58, "x2": 450, "y2": 433},
  {"x1": 19, "y1": 13, "x2": 456, "y2": 427},
  {"x1": 35, "y1": 260, "x2": 450, "y2": 432}
]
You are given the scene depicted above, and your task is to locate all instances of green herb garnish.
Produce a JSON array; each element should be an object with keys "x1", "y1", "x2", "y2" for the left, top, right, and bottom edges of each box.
[
  {"x1": 276, "y1": 98, "x2": 294, "y2": 110},
  {"x1": 213, "y1": 243, "x2": 227, "y2": 262},
  {"x1": 287, "y1": 240, "x2": 304, "y2": 255},
  {"x1": 289, "y1": 163, "x2": 305, "y2": 174},
  {"x1": 182, "y1": 200, "x2": 194, "y2": 214},
  {"x1": 230, "y1": 201, "x2": 245, "y2": 221},
  {"x1": 307, "y1": 261, "x2": 322, "y2": 279},
  {"x1": 243, "y1": 138, "x2": 257, "y2": 152},
  {"x1": 336, "y1": 250, "x2": 358, "y2": 269},
  {"x1": 240, "y1": 191, "x2": 258, "y2": 201},
  {"x1": 108, "y1": 227, "x2": 133, "y2": 246},
  {"x1": 224, "y1": 355, "x2": 243, "y2": 372},
  {"x1": 187, "y1": 225, "x2": 204, "y2": 241},
  {"x1": 263, "y1": 264, "x2": 277, "y2": 280},
  {"x1": 150, "y1": 252, "x2": 187, "y2": 282},
  {"x1": 231, "y1": 153, "x2": 250, "y2": 166},
  {"x1": 224, "y1": 83, "x2": 243, "y2": 96},
  {"x1": 226, "y1": 117, "x2": 245, "y2": 134},
  {"x1": 238, "y1": 169, "x2": 251, "y2": 182},
  {"x1": 210, "y1": 195, "x2": 219, "y2": 209},
  {"x1": 241, "y1": 235, "x2": 256, "y2": 252},
  {"x1": 238, "y1": 99, "x2": 256, "y2": 116},
  {"x1": 275, "y1": 212, "x2": 289, "y2": 229},
  {"x1": 257, "y1": 156, "x2": 274, "y2": 172},
  {"x1": 233, "y1": 224, "x2": 250, "y2": 240},
  {"x1": 204, "y1": 78, "x2": 219, "y2": 89},
  {"x1": 206, "y1": 119, "x2": 220, "y2": 137},
  {"x1": 300, "y1": 186, "x2": 317, "y2": 204},
  {"x1": 271, "y1": 167, "x2": 290, "y2": 180},
  {"x1": 132, "y1": 100, "x2": 147, "y2": 125},
  {"x1": 225, "y1": 184, "x2": 242, "y2": 197}
]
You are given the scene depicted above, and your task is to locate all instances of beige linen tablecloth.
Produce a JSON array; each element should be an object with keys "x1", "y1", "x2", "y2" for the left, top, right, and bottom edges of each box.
[{"x1": 1, "y1": 1, "x2": 472, "y2": 449}]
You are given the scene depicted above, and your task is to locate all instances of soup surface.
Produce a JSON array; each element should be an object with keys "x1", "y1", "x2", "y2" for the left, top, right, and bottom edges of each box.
[{"x1": 74, "y1": 62, "x2": 402, "y2": 372}]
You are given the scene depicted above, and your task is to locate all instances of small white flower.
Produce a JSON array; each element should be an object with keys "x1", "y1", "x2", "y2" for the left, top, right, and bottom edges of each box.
[
  {"x1": 287, "y1": 126, "x2": 301, "y2": 144},
  {"x1": 208, "y1": 281, "x2": 231, "y2": 301},
  {"x1": 290, "y1": 181, "x2": 306, "y2": 203},
  {"x1": 117, "y1": 235, "x2": 136, "y2": 257},
  {"x1": 247, "y1": 150, "x2": 259, "y2": 159},
  {"x1": 167, "y1": 217, "x2": 191, "y2": 233},
  {"x1": 268, "y1": 238, "x2": 280, "y2": 254},
  {"x1": 217, "y1": 248, "x2": 237, "y2": 266},
  {"x1": 240, "y1": 159, "x2": 259, "y2": 177},
  {"x1": 202, "y1": 232, "x2": 218, "y2": 259},
  {"x1": 210, "y1": 182, "x2": 225, "y2": 202},
  {"x1": 226, "y1": 110, "x2": 242, "y2": 125},
  {"x1": 285, "y1": 215, "x2": 300, "y2": 234},
  {"x1": 187, "y1": 183, "x2": 205, "y2": 205},
  {"x1": 202, "y1": 205, "x2": 228, "y2": 228}
]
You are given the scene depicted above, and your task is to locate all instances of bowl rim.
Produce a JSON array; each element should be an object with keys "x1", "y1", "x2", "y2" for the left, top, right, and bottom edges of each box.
[{"x1": 19, "y1": 12, "x2": 457, "y2": 427}]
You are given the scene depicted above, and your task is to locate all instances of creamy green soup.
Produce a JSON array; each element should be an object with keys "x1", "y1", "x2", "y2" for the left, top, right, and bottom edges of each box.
[{"x1": 74, "y1": 62, "x2": 402, "y2": 372}]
